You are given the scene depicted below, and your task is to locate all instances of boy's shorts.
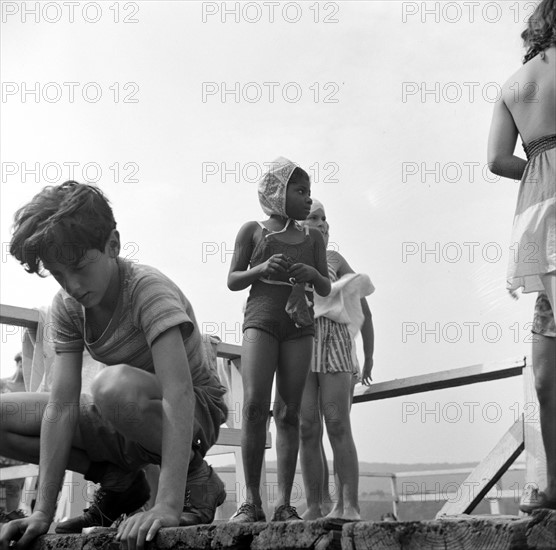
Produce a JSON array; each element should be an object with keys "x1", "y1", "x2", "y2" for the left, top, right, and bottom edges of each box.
[
  {"x1": 531, "y1": 293, "x2": 556, "y2": 338},
  {"x1": 78, "y1": 384, "x2": 227, "y2": 473}
]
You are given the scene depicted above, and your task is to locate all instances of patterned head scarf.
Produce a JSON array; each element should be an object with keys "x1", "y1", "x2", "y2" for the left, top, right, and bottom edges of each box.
[{"x1": 258, "y1": 157, "x2": 299, "y2": 218}]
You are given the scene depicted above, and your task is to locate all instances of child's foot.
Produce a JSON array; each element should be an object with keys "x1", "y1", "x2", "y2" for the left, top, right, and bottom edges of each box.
[
  {"x1": 180, "y1": 460, "x2": 226, "y2": 525},
  {"x1": 271, "y1": 504, "x2": 302, "y2": 522},
  {"x1": 0, "y1": 509, "x2": 27, "y2": 524},
  {"x1": 325, "y1": 504, "x2": 344, "y2": 519},
  {"x1": 341, "y1": 505, "x2": 361, "y2": 521},
  {"x1": 55, "y1": 470, "x2": 150, "y2": 533},
  {"x1": 301, "y1": 505, "x2": 322, "y2": 520},
  {"x1": 229, "y1": 502, "x2": 266, "y2": 522},
  {"x1": 519, "y1": 488, "x2": 556, "y2": 513}
]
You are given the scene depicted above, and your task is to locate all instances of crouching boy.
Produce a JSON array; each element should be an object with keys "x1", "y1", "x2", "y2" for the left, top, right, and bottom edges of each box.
[{"x1": 0, "y1": 181, "x2": 227, "y2": 549}]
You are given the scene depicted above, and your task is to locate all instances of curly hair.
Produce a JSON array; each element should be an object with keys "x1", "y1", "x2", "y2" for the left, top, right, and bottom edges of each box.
[
  {"x1": 522, "y1": 0, "x2": 556, "y2": 63},
  {"x1": 10, "y1": 181, "x2": 117, "y2": 275}
]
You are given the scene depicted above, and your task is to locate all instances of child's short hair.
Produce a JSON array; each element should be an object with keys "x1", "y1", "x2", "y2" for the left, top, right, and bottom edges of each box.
[
  {"x1": 289, "y1": 167, "x2": 310, "y2": 185},
  {"x1": 522, "y1": 0, "x2": 556, "y2": 63},
  {"x1": 10, "y1": 181, "x2": 117, "y2": 275}
]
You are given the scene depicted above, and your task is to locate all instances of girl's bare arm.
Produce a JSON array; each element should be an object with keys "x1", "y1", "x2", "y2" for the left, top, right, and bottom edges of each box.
[{"x1": 487, "y1": 98, "x2": 527, "y2": 180}]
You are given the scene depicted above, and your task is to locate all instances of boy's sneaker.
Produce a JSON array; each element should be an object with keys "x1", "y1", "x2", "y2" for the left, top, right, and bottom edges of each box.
[
  {"x1": 180, "y1": 460, "x2": 226, "y2": 526},
  {"x1": 0, "y1": 509, "x2": 27, "y2": 524},
  {"x1": 229, "y1": 502, "x2": 266, "y2": 523},
  {"x1": 271, "y1": 504, "x2": 302, "y2": 522},
  {"x1": 55, "y1": 469, "x2": 150, "y2": 534}
]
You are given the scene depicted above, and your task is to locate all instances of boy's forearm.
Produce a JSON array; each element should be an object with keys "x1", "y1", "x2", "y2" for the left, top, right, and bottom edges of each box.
[
  {"x1": 34, "y1": 405, "x2": 78, "y2": 520},
  {"x1": 155, "y1": 387, "x2": 194, "y2": 512}
]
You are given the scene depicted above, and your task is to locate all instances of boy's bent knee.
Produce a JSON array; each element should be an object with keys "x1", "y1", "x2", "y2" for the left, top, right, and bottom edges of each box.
[{"x1": 91, "y1": 365, "x2": 153, "y2": 416}]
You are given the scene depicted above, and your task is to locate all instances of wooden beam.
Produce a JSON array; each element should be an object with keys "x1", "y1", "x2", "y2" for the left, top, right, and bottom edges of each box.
[
  {"x1": 216, "y1": 341, "x2": 242, "y2": 360},
  {"x1": 0, "y1": 464, "x2": 39, "y2": 480},
  {"x1": 0, "y1": 304, "x2": 39, "y2": 329},
  {"x1": 437, "y1": 416, "x2": 524, "y2": 516},
  {"x1": 213, "y1": 427, "x2": 271, "y2": 449},
  {"x1": 353, "y1": 357, "x2": 526, "y2": 404}
]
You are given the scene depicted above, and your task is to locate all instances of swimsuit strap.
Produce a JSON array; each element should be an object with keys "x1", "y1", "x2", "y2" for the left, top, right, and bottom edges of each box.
[
  {"x1": 263, "y1": 217, "x2": 304, "y2": 239},
  {"x1": 523, "y1": 134, "x2": 556, "y2": 160}
]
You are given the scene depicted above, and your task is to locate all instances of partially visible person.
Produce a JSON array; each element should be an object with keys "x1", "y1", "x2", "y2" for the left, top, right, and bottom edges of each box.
[
  {"x1": 299, "y1": 199, "x2": 374, "y2": 520},
  {"x1": 0, "y1": 353, "x2": 27, "y2": 522},
  {"x1": 487, "y1": 0, "x2": 556, "y2": 512}
]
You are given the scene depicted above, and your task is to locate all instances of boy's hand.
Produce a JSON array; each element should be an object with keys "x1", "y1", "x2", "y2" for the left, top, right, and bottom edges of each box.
[
  {"x1": 287, "y1": 263, "x2": 318, "y2": 284},
  {"x1": 116, "y1": 504, "x2": 179, "y2": 550},
  {"x1": 0, "y1": 511, "x2": 50, "y2": 549},
  {"x1": 260, "y1": 254, "x2": 288, "y2": 278},
  {"x1": 361, "y1": 357, "x2": 373, "y2": 386}
]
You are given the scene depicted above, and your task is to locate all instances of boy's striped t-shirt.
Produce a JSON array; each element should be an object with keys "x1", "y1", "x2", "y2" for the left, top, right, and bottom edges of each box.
[{"x1": 50, "y1": 258, "x2": 222, "y2": 389}]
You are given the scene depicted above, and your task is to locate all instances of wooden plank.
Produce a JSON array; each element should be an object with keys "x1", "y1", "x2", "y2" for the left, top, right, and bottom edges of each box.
[
  {"x1": 0, "y1": 304, "x2": 39, "y2": 329},
  {"x1": 402, "y1": 489, "x2": 519, "y2": 503},
  {"x1": 0, "y1": 464, "x2": 39, "y2": 480},
  {"x1": 216, "y1": 341, "x2": 242, "y2": 360},
  {"x1": 437, "y1": 416, "x2": 524, "y2": 516},
  {"x1": 353, "y1": 357, "x2": 526, "y2": 404},
  {"x1": 214, "y1": 427, "x2": 271, "y2": 449}
]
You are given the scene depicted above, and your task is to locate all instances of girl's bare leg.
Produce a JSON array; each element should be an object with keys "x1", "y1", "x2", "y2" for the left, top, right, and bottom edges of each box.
[
  {"x1": 299, "y1": 372, "x2": 324, "y2": 519},
  {"x1": 537, "y1": 273, "x2": 556, "y2": 500},
  {"x1": 274, "y1": 336, "x2": 313, "y2": 510},
  {"x1": 320, "y1": 444, "x2": 334, "y2": 516},
  {"x1": 239, "y1": 329, "x2": 278, "y2": 506},
  {"x1": 319, "y1": 373, "x2": 360, "y2": 520}
]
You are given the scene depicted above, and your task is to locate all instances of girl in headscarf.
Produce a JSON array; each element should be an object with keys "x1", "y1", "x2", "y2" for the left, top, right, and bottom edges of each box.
[
  {"x1": 227, "y1": 157, "x2": 330, "y2": 522},
  {"x1": 299, "y1": 199, "x2": 374, "y2": 520}
]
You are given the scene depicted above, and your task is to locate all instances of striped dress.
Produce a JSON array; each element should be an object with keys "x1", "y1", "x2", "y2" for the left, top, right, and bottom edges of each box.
[{"x1": 312, "y1": 262, "x2": 360, "y2": 379}]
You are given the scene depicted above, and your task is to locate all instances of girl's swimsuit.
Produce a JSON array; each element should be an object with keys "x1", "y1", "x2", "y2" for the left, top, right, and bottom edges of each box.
[{"x1": 243, "y1": 222, "x2": 318, "y2": 342}]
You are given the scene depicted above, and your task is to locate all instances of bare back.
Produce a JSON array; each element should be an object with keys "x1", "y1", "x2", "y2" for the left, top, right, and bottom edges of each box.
[{"x1": 502, "y1": 45, "x2": 556, "y2": 145}]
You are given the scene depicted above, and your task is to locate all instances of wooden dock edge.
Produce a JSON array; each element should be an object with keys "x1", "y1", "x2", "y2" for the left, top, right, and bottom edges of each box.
[{"x1": 24, "y1": 511, "x2": 556, "y2": 550}]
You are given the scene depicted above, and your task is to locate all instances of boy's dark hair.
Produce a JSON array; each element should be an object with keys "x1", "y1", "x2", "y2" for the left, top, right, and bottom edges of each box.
[
  {"x1": 522, "y1": 0, "x2": 556, "y2": 63},
  {"x1": 10, "y1": 181, "x2": 117, "y2": 275}
]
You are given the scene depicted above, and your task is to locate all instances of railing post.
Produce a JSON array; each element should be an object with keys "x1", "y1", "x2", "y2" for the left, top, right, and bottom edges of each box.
[{"x1": 390, "y1": 474, "x2": 399, "y2": 519}]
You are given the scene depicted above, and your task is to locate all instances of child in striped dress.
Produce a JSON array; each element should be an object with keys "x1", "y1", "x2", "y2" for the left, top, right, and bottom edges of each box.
[{"x1": 299, "y1": 199, "x2": 374, "y2": 520}]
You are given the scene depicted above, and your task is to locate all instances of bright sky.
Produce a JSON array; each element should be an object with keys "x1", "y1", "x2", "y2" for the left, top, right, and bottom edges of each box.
[{"x1": 1, "y1": 1, "x2": 539, "y2": 466}]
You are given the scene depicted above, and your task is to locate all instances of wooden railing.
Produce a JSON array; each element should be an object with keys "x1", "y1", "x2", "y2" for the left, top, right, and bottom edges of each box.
[{"x1": 0, "y1": 303, "x2": 543, "y2": 520}]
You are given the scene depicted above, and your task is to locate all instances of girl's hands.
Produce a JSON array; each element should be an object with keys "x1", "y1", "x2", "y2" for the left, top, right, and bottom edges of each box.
[
  {"x1": 287, "y1": 263, "x2": 318, "y2": 284},
  {"x1": 260, "y1": 254, "x2": 289, "y2": 278},
  {"x1": 361, "y1": 357, "x2": 373, "y2": 386}
]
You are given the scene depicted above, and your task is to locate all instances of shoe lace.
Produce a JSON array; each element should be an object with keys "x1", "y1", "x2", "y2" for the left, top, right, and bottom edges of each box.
[
  {"x1": 82, "y1": 488, "x2": 112, "y2": 524},
  {"x1": 183, "y1": 488, "x2": 192, "y2": 511},
  {"x1": 279, "y1": 504, "x2": 300, "y2": 519}
]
